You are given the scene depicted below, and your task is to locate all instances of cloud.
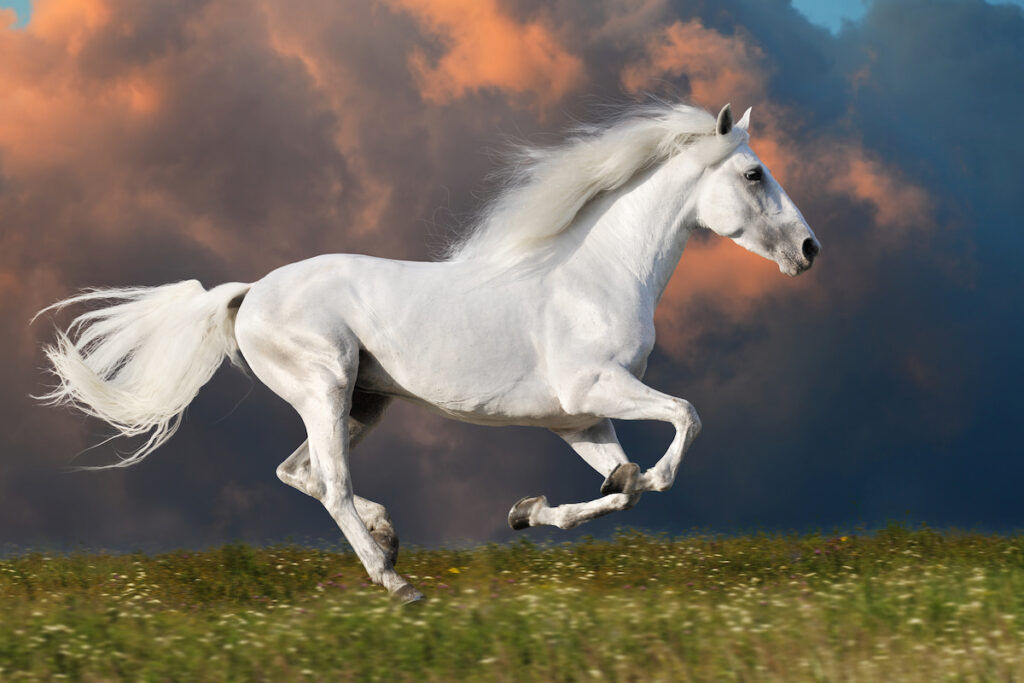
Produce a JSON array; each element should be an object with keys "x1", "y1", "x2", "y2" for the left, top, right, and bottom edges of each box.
[
  {"x1": 621, "y1": 19, "x2": 766, "y2": 109},
  {"x1": 0, "y1": 0, "x2": 595, "y2": 549},
  {"x1": 0, "y1": 0, "x2": 414, "y2": 547},
  {"x1": 614, "y1": 14, "x2": 938, "y2": 361},
  {"x1": 824, "y1": 143, "x2": 932, "y2": 237},
  {"x1": 381, "y1": 0, "x2": 583, "y2": 109},
  {"x1": 0, "y1": 0, "x2": 1017, "y2": 550},
  {"x1": 30, "y1": 0, "x2": 111, "y2": 53}
]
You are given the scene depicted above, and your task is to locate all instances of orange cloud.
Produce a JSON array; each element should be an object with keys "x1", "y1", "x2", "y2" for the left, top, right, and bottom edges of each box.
[
  {"x1": 618, "y1": 17, "x2": 936, "y2": 357},
  {"x1": 826, "y1": 145, "x2": 932, "y2": 238},
  {"x1": 30, "y1": 0, "x2": 111, "y2": 53},
  {"x1": 381, "y1": 0, "x2": 583, "y2": 108},
  {"x1": 621, "y1": 19, "x2": 765, "y2": 109},
  {"x1": 669, "y1": 238, "x2": 792, "y2": 306},
  {"x1": 620, "y1": 19, "x2": 796, "y2": 188},
  {"x1": 653, "y1": 237, "x2": 811, "y2": 360}
]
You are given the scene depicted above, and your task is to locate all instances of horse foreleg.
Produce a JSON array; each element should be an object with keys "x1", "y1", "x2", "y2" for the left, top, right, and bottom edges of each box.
[
  {"x1": 508, "y1": 492, "x2": 640, "y2": 530},
  {"x1": 508, "y1": 419, "x2": 642, "y2": 530},
  {"x1": 556, "y1": 419, "x2": 643, "y2": 495},
  {"x1": 567, "y1": 367, "x2": 702, "y2": 494}
]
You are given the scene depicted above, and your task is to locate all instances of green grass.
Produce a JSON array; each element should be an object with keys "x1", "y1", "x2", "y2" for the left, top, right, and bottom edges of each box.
[{"x1": 1, "y1": 526, "x2": 1023, "y2": 681}]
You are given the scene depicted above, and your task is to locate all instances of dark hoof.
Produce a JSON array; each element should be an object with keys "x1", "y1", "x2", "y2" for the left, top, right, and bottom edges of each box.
[
  {"x1": 601, "y1": 462, "x2": 641, "y2": 495},
  {"x1": 392, "y1": 584, "x2": 424, "y2": 605},
  {"x1": 508, "y1": 495, "x2": 547, "y2": 530},
  {"x1": 371, "y1": 527, "x2": 399, "y2": 567}
]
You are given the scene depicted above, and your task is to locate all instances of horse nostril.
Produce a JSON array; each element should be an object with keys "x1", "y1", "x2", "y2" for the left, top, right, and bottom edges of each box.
[{"x1": 802, "y1": 238, "x2": 819, "y2": 262}]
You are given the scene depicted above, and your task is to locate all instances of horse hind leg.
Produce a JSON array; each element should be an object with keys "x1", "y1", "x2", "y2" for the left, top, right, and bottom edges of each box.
[
  {"x1": 300, "y1": 377, "x2": 419, "y2": 602},
  {"x1": 354, "y1": 496, "x2": 399, "y2": 567},
  {"x1": 276, "y1": 392, "x2": 399, "y2": 565},
  {"x1": 240, "y1": 323, "x2": 418, "y2": 603},
  {"x1": 275, "y1": 388, "x2": 392, "y2": 495},
  {"x1": 277, "y1": 442, "x2": 399, "y2": 565}
]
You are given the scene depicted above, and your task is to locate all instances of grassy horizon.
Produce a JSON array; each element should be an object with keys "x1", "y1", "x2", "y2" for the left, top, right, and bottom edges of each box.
[{"x1": 1, "y1": 525, "x2": 1023, "y2": 680}]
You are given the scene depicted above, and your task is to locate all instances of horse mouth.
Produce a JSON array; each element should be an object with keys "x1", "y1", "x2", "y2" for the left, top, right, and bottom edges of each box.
[
  {"x1": 779, "y1": 250, "x2": 815, "y2": 277},
  {"x1": 779, "y1": 259, "x2": 804, "y2": 277}
]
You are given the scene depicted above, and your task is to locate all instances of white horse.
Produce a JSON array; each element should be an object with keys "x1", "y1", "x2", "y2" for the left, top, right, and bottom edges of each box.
[{"x1": 37, "y1": 103, "x2": 819, "y2": 603}]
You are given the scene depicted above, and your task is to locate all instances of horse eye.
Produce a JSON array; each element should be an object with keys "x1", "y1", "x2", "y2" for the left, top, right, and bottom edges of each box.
[{"x1": 744, "y1": 167, "x2": 763, "y2": 182}]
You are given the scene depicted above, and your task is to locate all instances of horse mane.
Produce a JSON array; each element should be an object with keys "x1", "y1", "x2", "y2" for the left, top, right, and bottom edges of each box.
[{"x1": 444, "y1": 101, "x2": 749, "y2": 268}]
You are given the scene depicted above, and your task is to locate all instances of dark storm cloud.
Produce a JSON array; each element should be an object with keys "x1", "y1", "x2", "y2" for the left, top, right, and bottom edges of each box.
[
  {"x1": 607, "y1": 0, "x2": 1024, "y2": 536},
  {"x1": 0, "y1": 0, "x2": 1020, "y2": 551}
]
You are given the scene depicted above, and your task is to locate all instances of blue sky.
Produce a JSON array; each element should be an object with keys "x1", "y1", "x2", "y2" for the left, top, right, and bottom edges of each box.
[
  {"x1": 791, "y1": 0, "x2": 869, "y2": 32},
  {"x1": 793, "y1": 0, "x2": 1024, "y2": 32},
  {"x1": 0, "y1": 0, "x2": 28, "y2": 27}
]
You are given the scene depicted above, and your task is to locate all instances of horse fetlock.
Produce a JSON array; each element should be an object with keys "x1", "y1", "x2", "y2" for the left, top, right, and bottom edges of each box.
[
  {"x1": 370, "y1": 525, "x2": 400, "y2": 567},
  {"x1": 651, "y1": 478, "x2": 673, "y2": 493},
  {"x1": 508, "y1": 495, "x2": 548, "y2": 530}
]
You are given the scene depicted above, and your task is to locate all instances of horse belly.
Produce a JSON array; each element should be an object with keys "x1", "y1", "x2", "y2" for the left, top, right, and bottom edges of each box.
[
  {"x1": 350, "y1": 299, "x2": 570, "y2": 425},
  {"x1": 355, "y1": 336, "x2": 570, "y2": 426}
]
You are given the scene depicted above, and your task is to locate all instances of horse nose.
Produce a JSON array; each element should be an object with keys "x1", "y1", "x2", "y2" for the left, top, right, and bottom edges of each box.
[{"x1": 802, "y1": 237, "x2": 820, "y2": 264}]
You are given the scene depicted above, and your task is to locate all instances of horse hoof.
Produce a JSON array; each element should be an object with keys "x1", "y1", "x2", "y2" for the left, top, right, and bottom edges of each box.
[
  {"x1": 392, "y1": 584, "x2": 425, "y2": 605},
  {"x1": 508, "y1": 495, "x2": 547, "y2": 530},
  {"x1": 371, "y1": 527, "x2": 400, "y2": 567},
  {"x1": 601, "y1": 462, "x2": 641, "y2": 495}
]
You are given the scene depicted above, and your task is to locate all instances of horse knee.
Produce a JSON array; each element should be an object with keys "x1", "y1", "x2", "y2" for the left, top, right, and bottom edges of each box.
[{"x1": 676, "y1": 399, "x2": 701, "y2": 435}]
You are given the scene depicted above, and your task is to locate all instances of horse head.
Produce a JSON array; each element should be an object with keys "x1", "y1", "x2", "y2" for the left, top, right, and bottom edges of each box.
[{"x1": 695, "y1": 104, "x2": 820, "y2": 276}]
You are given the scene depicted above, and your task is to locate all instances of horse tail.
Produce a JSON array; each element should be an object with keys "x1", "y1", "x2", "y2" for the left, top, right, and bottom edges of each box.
[{"x1": 35, "y1": 279, "x2": 252, "y2": 468}]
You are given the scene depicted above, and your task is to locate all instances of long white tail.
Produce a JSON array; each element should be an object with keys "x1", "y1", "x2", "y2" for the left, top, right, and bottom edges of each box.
[{"x1": 36, "y1": 279, "x2": 252, "y2": 468}]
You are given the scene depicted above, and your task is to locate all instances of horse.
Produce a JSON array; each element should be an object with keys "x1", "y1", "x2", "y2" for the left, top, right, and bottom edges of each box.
[{"x1": 36, "y1": 102, "x2": 819, "y2": 603}]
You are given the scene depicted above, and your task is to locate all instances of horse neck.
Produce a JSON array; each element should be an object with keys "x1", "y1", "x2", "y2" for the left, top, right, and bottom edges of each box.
[{"x1": 561, "y1": 154, "x2": 703, "y2": 306}]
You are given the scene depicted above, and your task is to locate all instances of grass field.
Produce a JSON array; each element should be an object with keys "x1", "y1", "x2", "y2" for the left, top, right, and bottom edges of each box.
[{"x1": 1, "y1": 526, "x2": 1023, "y2": 681}]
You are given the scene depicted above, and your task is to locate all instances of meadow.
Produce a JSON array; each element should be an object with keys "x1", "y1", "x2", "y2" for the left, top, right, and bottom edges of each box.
[{"x1": 1, "y1": 526, "x2": 1022, "y2": 681}]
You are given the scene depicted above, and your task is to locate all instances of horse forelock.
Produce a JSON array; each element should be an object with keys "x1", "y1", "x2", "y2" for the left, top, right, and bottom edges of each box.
[{"x1": 444, "y1": 102, "x2": 749, "y2": 269}]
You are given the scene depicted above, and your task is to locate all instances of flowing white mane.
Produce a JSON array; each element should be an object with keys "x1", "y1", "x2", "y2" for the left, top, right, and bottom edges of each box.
[{"x1": 445, "y1": 102, "x2": 749, "y2": 267}]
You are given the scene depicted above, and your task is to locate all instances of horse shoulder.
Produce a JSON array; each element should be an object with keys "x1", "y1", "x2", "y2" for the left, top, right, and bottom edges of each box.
[{"x1": 538, "y1": 278, "x2": 656, "y2": 415}]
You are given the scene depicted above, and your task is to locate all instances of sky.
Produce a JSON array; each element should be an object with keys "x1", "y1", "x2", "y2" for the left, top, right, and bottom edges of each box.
[
  {"x1": 791, "y1": 0, "x2": 1024, "y2": 32},
  {"x1": 0, "y1": 0, "x2": 1022, "y2": 553},
  {"x1": 790, "y1": 0, "x2": 869, "y2": 31}
]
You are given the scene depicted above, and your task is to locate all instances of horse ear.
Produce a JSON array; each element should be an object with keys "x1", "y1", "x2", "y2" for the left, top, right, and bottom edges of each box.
[
  {"x1": 736, "y1": 107, "x2": 751, "y2": 132},
  {"x1": 716, "y1": 103, "x2": 733, "y2": 136}
]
